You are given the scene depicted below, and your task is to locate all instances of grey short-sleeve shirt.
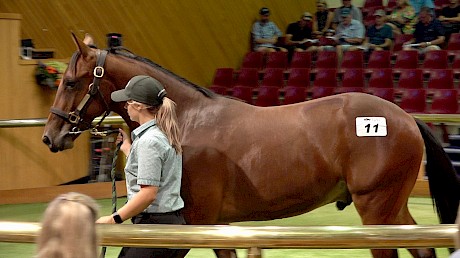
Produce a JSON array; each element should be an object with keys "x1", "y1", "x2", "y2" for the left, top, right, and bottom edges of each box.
[{"x1": 125, "y1": 119, "x2": 184, "y2": 213}]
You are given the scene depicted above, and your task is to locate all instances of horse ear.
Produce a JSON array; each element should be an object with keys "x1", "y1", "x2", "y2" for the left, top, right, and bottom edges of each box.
[
  {"x1": 71, "y1": 32, "x2": 90, "y2": 57},
  {"x1": 83, "y1": 33, "x2": 96, "y2": 46}
]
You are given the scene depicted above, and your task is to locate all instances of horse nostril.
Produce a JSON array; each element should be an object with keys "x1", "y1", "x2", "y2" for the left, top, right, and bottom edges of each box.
[{"x1": 42, "y1": 136, "x2": 51, "y2": 145}]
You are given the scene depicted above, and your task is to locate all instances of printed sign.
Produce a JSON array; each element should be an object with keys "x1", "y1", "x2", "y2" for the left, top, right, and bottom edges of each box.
[{"x1": 356, "y1": 117, "x2": 387, "y2": 137}]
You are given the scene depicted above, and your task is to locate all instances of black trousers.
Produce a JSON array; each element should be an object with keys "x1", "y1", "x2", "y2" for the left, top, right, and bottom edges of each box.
[{"x1": 118, "y1": 210, "x2": 186, "y2": 258}]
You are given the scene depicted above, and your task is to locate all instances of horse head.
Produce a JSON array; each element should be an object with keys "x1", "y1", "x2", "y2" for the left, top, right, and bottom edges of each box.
[{"x1": 42, "y1": 33, "x2": 128, "y2": 152}]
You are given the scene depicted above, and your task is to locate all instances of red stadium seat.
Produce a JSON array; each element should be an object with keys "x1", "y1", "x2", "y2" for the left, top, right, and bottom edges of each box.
[
  {"x1": 336, "y1": 87, "x2": 365, "y2": 94},
  {"x1": 311, "y1": 86, "x2": 336, "y2": 99},
  {"x1": 399, "y1": 89, "x2": 427, "y2": 113},
  {"x1": 422, "y1": 50, "x2": 449, "y2": 72},
  {"x1": 314, "y1": 51, "x2": 338, "y2": 69},
  {"x1": 368, "y1": 68, "x2": 394, "y2": 88},
  {"x1": 429, "y1": 89, "x2": 459, "y2": 114},
  {"x1": 363, "y1": 0, "x2": 383, "y2": 8},
  {"x1": 368, "y1": 87, "x2": 395, "y2": 102},
  {"x1": 254, "y1": 86, "x2": 280, "y2": 106},
  {"x1": 392, "y1": 34, "x2": 414, "y2": 53},
  {"x1": 397, "y1": 69, "x2": 424, "y2": 89},
  {"x1": 339, "y1": 51, "x2": 364, "y2": 74},
  {"x1": 313, "y1": 68, "x2": 338, "y2": 88},
  {"x1": 451, "y1": 51, "x2": 460, "y2": 78},
  {"x1": 340, "y1": 69, "x2": 365, "y2": 88},
  {"x1": 209, "y1": 85, "x2": 228, "y2": 95},
  {"x1": 283, "y1": 86, "x2": 307, "y2": 105},
  {"x1": 260, "y1": 68, "x2": 285, "y2": 88},
  {"x1": 446, "y1": 33, "x2": 460, "y2": 57},
  {"x1": 265, "y1": 52, "x2": 289, "y2": 69},
  {"x1": 393, "y1": 50, "x2": 419, "y2": 74},
  {"x1": 235, "y1": 68, "x2": 259, "y2": 88},
  {"x1": 426, "y1": 69, "x2": 454, "y2": 90},
  {"x1": 290, "y1": 52, "x2": 312, "y2": 69},
  {"x1": 386, "y1": 0, "x2": 397, "y2": 10},
  {"x1": 232, "y1": 86, "x2": 253, "y2": 104},
  {"x1": 241, "y1": 52, "x2": 264, "y2": 70},
  {"x1": 286, "y1": 68, "x2": 310, "y2": 88},
  {"x1": 209, "y1": 68, "x2": 234, "y2": 94},
  {"x1": 367, "y1": 50, "x2": 391, "y2": 71}
]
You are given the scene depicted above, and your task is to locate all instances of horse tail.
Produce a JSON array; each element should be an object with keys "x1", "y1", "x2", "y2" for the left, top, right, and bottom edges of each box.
[{"x1": 415, "y1": 118, "x2": 460, "y2": 224}]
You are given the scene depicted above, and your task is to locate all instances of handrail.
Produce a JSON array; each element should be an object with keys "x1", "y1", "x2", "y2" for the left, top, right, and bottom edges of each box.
[
  {"x1": 0, "y1": 221, "x2": 456, "y2": 249},
  {"x1": 0, "y1": 116, "x2": 125, "y2": 128},
  {"x1": 0, "y1": 114, "x2": 460, "y2": 128}
]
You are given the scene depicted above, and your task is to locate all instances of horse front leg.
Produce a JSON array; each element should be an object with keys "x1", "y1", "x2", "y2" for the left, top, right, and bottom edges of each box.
[{"x1": 214, "y1": 249, "x2": 237, "y2": 258}]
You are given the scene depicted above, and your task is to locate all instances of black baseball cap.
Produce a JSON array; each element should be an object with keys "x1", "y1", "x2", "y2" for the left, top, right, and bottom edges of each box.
[
  {"x1": 260, "y1": 7, "x2": 270, "y2": 15},
  {"x1": 111, "y1": 75, "x2": 167, "y2": 106}
]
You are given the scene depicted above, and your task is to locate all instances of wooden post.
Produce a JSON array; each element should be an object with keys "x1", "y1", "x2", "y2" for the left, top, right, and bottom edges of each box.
[{"x1": 247, "y1": 247, "x2": 262, "y2": 258}]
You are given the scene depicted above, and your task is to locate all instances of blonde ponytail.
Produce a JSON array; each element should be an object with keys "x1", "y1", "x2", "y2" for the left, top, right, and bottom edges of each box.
[{"x1": 154, "y1": 97, "x2": 182, "y2": 154}]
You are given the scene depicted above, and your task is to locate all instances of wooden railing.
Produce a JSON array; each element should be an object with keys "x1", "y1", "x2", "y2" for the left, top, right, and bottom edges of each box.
[{"x1": 0, "y1": 221, "x2": 456, "y2": 258}]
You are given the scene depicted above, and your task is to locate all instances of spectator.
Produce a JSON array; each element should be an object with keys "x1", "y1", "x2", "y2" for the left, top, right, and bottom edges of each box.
[
  {"x1": 352, "y1": 10, "x2": 393, "y2": 51},
  {"x1": 439, "y1": 0, "x2": 460, "y2": 41},
  {"x1": 36, "y1": 192, "x2": 99, "y2": 258},
  {"x1": 320, "y1": 8, "x2": 365, "y2": 62},
  {"x1": 403, "y1": 7, "x2": 445, "y2": 52},
  {"x1": 313, "y1": 0, "x2": 334, "y2": 36},
  {"x1": 285, "y1": 12, "x2": 317, "y2": 52},
  {"x1": 409, "y1": 0, "x2": 435, "y2": 15},
  {"x1": 332, "y1": 0, "x2": 363, "y2": 29},
  {"x1": 386, "y1": 0, "x2": 417, "y2": 35},
  {"x1": 252, "y1": 7, "x2": 287, "y2": 52}
]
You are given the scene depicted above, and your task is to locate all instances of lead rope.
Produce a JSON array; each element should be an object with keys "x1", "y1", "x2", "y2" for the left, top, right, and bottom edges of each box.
[{"x1": 100, "y1": 140, "x2": 122, "y2": 258}]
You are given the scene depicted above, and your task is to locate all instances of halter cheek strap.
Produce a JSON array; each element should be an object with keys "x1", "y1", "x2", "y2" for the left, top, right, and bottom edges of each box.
[{"x1": 50, "y1": 50, "x2": 111, "y2": 135}]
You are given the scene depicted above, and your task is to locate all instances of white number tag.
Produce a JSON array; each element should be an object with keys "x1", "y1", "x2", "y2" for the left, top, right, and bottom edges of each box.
[{"x1": 356, "y1": 117, "x2": 387, "y2": 137}]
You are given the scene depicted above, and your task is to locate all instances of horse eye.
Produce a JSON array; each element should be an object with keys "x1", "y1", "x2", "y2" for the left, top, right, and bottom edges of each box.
[{"x1": 65, "y1": 80, "x2": 77, "y2": 88}]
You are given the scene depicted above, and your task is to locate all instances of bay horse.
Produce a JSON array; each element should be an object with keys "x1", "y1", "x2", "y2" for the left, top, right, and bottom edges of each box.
[{"x1": 42, "y1": 34, "x2": 459, "y2": 258}]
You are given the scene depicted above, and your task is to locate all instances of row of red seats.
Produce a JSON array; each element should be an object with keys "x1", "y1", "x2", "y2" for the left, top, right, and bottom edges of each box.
[
  {"x1": 210, "y1": 68, "x2": 460, "y2": 92},
  {"x1": 219, "y1": 85, "x2": 458, "y2": 114}
]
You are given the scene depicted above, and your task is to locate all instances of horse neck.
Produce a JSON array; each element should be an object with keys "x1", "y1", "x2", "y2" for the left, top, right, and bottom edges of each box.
[{"x1": 105, "y1": 54, "x2": 208, "y2": 127}]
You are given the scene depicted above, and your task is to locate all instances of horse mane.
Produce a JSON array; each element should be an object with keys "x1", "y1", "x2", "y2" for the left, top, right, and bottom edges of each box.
[
  {"x1": 69, "y1": 52, "x2": 81, "y2": 76},
  {"x1": 108, "y1": 47, "x2": 216, "y2": 98}
]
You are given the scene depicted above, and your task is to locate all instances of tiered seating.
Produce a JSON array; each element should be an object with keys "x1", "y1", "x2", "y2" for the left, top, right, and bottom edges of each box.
[{"x1": 209, "y1": 41, "x2": 460, "y2": 113}]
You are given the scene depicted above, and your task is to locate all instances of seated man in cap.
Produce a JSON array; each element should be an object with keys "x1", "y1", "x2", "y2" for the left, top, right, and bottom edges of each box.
[
  {"x1": 332, "y1": 0, "x2": 362, "y2": 29},
  {"x1": 403, "y1": 7, "x2": 445, "y2": 53},
  {"x1": 285, "y1": 12, "x2": 317, "y2": 53},
  {"x1": 319, "y1": 7, "x2": 365, "y2": 62},
  {"x1": 252, "y1": 7, "x2": 287, "y2": 52},
  {"x1": 350, "y1": 9, "x2": 393, "y2": 52}
]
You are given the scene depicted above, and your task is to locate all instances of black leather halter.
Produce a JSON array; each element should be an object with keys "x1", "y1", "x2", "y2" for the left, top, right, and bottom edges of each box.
[{"x1": 50, "y1": 50, "x2": 111, "y2": 135}]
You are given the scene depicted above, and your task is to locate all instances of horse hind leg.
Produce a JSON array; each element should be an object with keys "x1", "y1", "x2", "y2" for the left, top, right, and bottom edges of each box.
[{"x1": 353, "y1": 192, "x2": 435, "y2": 258}]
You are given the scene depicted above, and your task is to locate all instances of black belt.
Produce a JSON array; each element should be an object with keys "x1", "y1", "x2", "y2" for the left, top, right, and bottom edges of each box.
[{"x1": 139, "y1": 210, "x2": 182, "y2": 217}]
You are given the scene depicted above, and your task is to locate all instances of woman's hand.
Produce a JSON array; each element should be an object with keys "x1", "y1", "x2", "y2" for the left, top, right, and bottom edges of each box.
[
  {"x1": 96, "y1": 215, "x2": 116, "y2": 224},
  {"x1": 117, "y1": 128, "x2": 131, "y2": 155}
]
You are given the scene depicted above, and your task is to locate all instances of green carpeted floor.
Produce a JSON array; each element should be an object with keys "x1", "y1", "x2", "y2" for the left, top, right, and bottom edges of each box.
[{"x1": 0, "y1": 197, "x2": 450, "y2": 258}]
